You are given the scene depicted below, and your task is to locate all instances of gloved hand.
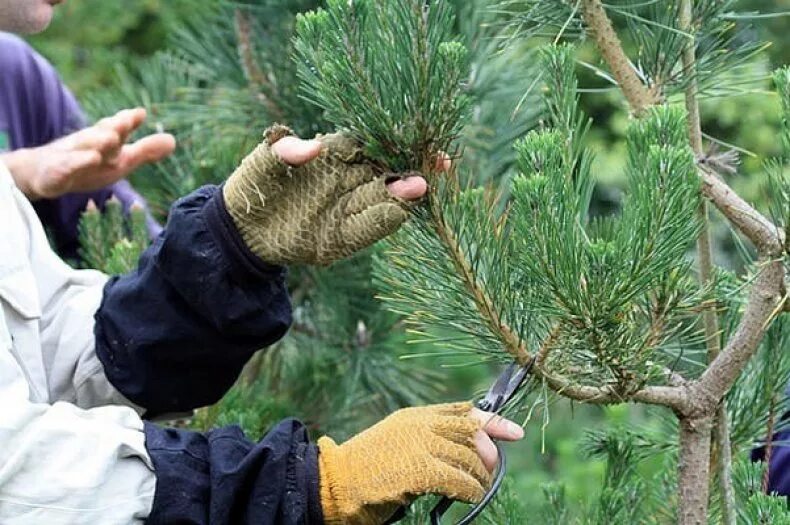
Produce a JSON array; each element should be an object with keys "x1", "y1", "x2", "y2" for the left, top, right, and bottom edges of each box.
[
  {"x1": 223, "y1": 125, "x2": 425, "y2": 266},
  {"x1": 317, "y1": 402, "x2": 525, "y2": 525}
]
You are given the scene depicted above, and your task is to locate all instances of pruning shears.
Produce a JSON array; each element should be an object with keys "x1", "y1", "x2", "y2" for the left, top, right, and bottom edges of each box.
[
  {"x1": 429, "y1": 358, "x2": 535, "y2": 524},
  {"x1": 388, "y1": 357, "x2": 536, "y2": 525}
]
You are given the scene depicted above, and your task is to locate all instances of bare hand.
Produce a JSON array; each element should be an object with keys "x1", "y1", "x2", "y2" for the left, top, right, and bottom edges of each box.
[{"x1": 1, "y1": 108, "x2": 176, "y2": 200}]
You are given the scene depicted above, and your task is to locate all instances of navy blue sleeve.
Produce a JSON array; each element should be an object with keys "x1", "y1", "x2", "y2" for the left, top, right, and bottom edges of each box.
[
  {"x1": 753, "y1": 425, "x2": 790, "y2": 497},
  {"x1": 95, "y1": 185, "x2": 292, "y2": 416},
  {"x1": 144, "y1": 419, "x2": 324, "y2": 525}
]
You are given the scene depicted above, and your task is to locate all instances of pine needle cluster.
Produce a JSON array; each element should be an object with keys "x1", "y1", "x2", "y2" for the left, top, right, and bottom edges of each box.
[
  {"x1": 77, "y1": 198, "x2": 148, "y2": 274},
  {"x1": 294, "y1": 0, "x2": 470, "y2": 172}
]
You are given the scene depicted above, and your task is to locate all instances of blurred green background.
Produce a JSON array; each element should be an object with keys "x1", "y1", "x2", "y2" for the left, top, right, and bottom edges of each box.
[{"x1": 25, "y1": 0, "x2": 790, "y2": 515}]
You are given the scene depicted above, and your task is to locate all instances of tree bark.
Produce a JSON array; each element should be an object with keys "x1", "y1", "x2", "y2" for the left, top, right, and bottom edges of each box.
[
  {"x1": 678, "y1": 416, "x2": 714, "y2": 525},
  {"x1": 580, "y1": 0, "x2": 659, "y2": 115}
]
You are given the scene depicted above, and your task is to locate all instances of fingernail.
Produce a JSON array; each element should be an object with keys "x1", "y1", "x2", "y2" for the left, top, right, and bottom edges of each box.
[{"x1": 507, "y1": 421, "x2": 524, "y2": 439}]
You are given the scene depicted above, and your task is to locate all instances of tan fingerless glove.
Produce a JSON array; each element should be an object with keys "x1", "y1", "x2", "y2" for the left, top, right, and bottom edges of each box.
[
  {"x1": 223, "y1": 125, "x2": 416, "y2": 266},
  {"x1": 317, "y1": 402, "x2": 491, "y2": 525}
]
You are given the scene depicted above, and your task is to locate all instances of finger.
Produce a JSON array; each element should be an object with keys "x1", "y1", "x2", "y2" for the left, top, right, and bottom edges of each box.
[
  {"x1": 435, "y1": 151, "x2": 452, "y2": 172},
  {"x1": 474, "y1": 431, "x2": 500, "y2": 473},
  {"x1": 64, "y1": 126, "x2": 121, "y2": 154},
  {"x1": 96, "y1": 108, "x2": 147, "y2": 141},
  {"x1": 336, "y1": 202, "x2": 409, "y2": 259},
  {"x1": 344, "y1": 178, "x2": 397, "y2": 216},
  {"x1": 470, "y1": 409, "x2": 524, "y2": 441},
  {"x1": 64, "y1": 149, "x2": 103, "y2": 174},
  {"x1": 272, "y1": 136, "x2": 323, "y2": 166},
  {"x1": 428, "y1": 402, "x2": 476, "y2": 417},
  {"x1": 421, "y1": 460, "x2": 487, "y2": 503},
  {"x1": 96, "y1": 108, "x2": 148, "y2": 159},
  {"x1": 434, "y1": 441, "x2": 491, "y2": 484},
  {"x1": 386, "y1": 175, "x2": 427, "y2": 200},
  {"x1": 111, "y1": 134, "x2": 177, "y2": 172}
]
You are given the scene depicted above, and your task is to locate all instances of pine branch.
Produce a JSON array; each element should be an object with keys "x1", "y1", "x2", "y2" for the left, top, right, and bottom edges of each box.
[
  {"x1": 574, "y1": 0, "x2": 788, "y2": 414},
  {"x1": 573, "y1": 0, "x2": 784, "y2": 255},
  {"x1": 234, "y1": 8, "x2": 285, "y2": 121},
  {"x1": 429, "y1": 194, "x2": 530, "y2": 366},
  {"x1": 691, "y1": 259, "x2": 786, "y2": 414},
  {"x1": 77, "y1": 199, "x2": 106, "y2": 270},
  {"x1": 579, "y1": 0, "x2": 659, "y2": 115}
]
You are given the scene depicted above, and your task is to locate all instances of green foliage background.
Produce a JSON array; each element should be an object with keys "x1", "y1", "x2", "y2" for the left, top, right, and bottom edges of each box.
[{"x1": 27, "y1": 0, "x2": 790, "y2": 520}]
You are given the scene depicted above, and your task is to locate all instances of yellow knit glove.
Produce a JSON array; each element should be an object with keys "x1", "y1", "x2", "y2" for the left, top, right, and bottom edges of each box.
[
  {"x1": 318, "y1": 402, "x2": 491, "y2": 525},
  {"x1": 223, "y1": 125, "x2": 416, "y2": 266}
]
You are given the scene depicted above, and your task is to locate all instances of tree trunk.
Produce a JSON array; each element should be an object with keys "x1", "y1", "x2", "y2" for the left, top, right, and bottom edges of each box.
[{"x1": 678, "y1": 415, "x2": 714, "y2": 525}]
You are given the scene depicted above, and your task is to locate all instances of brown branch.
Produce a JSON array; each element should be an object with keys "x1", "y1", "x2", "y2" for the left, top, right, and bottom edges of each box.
[
  {"x1": 580, "y1": 0, "x2": 659, "y2": 115},
  {"x1": 762, "y1": 393, "x2": 778, "y2": 493},
  {"x1": 691, "y1": 259, "x2": 786, "y2": 413},
  {"x1": 699, "y1": 165, "x2": 785, "y2": 256},
  {"x1": 234, "y1": 9, "x2": 285, "y2": 122},
  {"x1": 431, "y1": 198, "x2": 530, "y2": 365}
]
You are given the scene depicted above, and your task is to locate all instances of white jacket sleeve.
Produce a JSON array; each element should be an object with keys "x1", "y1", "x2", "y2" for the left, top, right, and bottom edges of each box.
[
  {"x1": 0, "y1": 164, "x2": 156, "y2": 523},
  {"x1": 0, "y1": 163, "x2": 140, "y2": 412},
  {"x1": 0, "y1": 340, "x2": 156, "y2": 523}
]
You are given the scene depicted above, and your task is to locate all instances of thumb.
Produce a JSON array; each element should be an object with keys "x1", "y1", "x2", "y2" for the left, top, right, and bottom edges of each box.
[{"x1": 272, "y1": 136, "x2": 323, "y2": 166}]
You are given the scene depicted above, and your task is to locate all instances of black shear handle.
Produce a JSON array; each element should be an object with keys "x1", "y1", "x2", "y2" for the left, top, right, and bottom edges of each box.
[{"x1": 429, "y1": 440, "x2": 507, "y2": 525}]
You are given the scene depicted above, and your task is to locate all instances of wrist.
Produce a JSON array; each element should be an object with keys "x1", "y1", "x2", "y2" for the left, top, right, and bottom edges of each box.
[{"x1": 0, "y1": 148, "x2": 41, "y2": 200}]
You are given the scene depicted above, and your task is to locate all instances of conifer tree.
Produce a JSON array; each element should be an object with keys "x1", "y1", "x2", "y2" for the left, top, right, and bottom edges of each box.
[{"x1": 79, "y1": 0, "x2": 789, "y2": 522}]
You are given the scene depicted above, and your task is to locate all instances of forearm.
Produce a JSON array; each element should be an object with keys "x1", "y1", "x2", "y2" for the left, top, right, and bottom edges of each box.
[{"x1": 95, "y1": 185, "x2": 292, "y2": 417}]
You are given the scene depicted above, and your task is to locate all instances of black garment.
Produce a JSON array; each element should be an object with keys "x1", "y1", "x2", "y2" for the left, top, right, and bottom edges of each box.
[
  {"x1": 144, "y1": 420, "x2": 323, "y2": 525},
  {"x1": 94, "y1": 185, "x2": 292, "y2": 416},
  {"x1": 93, "y1": 185, "x2": 323, "y2": 523}
]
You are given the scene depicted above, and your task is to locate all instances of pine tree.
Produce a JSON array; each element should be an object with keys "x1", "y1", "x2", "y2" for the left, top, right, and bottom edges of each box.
[{"x1": 78, "y1": 0, "x2": 790, "y2": 522}]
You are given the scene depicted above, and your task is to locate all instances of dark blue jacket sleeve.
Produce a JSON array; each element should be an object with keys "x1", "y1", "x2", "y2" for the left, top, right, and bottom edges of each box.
[
  {"x1": 95, "y1": 185, "x2": 292, "y2": 416},
  {"x1": 752, "y1": 424, "x2": 790, "y2": 497},
  {"x1": 144, "y1": 419, "x2": 324, "y2": 524}
]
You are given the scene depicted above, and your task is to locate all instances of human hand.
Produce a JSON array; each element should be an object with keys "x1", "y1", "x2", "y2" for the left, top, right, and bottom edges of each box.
[
  {"x1": 1, "y1": 108, "x2": 175, "y2": 200},
  {"x1": 223, "y1": 125, "x2": 449, "y2": 266},
  {"x1": 317, "y1": 402, "x2": 524, "y2": 525}
]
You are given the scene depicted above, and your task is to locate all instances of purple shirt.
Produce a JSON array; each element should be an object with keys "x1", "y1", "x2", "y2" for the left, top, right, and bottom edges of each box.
[{"x1": 0, "y1": 32, "x2": 161, "y2": 257}]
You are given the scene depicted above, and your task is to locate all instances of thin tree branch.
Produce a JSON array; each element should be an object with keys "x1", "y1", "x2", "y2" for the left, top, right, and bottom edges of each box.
[
  {"x1": 762, "y1": 392, "x2": 778, "y2": 493},
  {"x1": 431, "y1": 197, "x2": 531, "y2": 365},
  {"x1": 234, "y1": 9, "x2": 285, "y2": 122},
  {"x1": 691, "y1": 259, "x2": 786, "y2": 412},
  {"x1": 580, "y1": 0, "x2": 659, "y2": 115},
  {"x1": 699, "y1": 165, "x2": 785, "y2": 256}
]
